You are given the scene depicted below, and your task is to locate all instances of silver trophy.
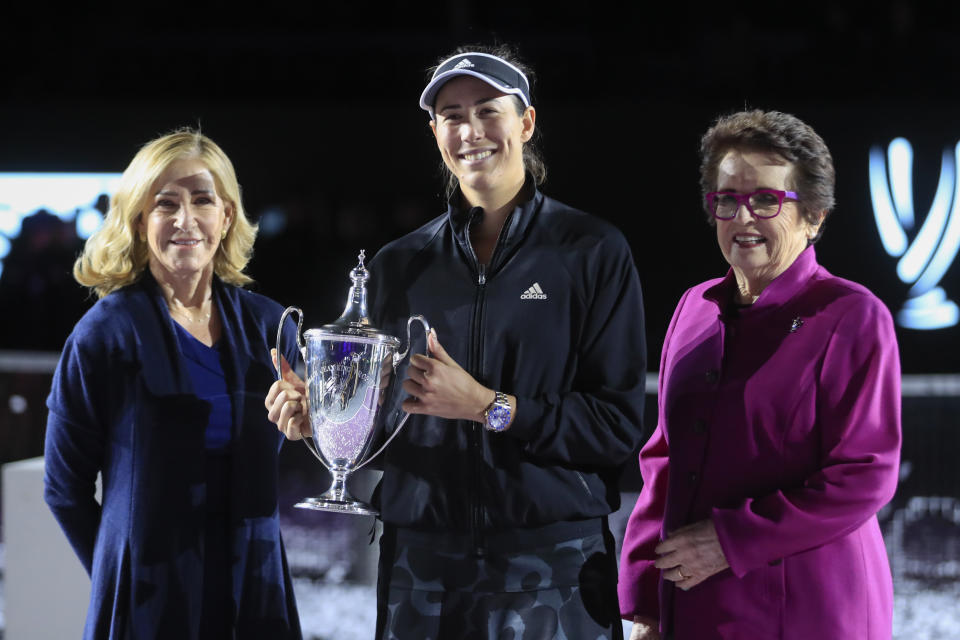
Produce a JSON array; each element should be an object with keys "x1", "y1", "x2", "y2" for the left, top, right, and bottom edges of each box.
[{"x1": 275, "y1": 250, "x2": 430, "y2": 516}]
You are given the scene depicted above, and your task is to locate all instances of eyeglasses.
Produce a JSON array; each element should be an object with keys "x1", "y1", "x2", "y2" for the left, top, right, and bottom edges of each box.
[{"x1": 705, "y1": 189, "x2": 799, "y2": 220}]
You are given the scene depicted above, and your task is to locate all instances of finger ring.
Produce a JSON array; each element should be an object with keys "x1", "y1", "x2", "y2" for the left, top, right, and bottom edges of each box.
[{"x1": 677, "y1": 567, "x2": 688, "y2": 580}]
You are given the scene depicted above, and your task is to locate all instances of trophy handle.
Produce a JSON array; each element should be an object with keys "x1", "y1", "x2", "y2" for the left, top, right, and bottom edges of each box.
[
  {"x1": 275, "y1": 306, "x2": 333, "y2": 472},
  {"x1": 275, "y1": 306, "x2": 306, "y2": 372},
  {"x1": 353, "y1": 314, "x2": 431, "y2": 471}
]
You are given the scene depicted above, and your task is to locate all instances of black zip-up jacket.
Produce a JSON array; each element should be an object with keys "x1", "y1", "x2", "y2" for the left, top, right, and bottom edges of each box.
[{"x1": 368, "y1": 185, "x2": 646, "y2": 539}]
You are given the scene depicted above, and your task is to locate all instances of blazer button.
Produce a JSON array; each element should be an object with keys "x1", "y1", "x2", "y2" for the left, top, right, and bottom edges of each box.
[
  {"x1": 768, "y1": 559, "x2": 782, "y2": 566},
  {"x1": 705, "y1": 369, "x2": 719, "y2": 383},
  {"x1": 693, "y1": 419, "x2": 707, "y2": 434},
  {"x1": 688, "y1": 471, "x2": 699, "y2": 483}
]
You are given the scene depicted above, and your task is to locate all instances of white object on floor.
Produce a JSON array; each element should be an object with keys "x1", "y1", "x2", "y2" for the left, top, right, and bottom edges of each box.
[{"x1": 2, "y1": 457, "x2": 95, "y2": 639}]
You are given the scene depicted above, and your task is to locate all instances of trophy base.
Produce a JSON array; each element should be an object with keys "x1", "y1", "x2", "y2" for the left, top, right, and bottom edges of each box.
[
  {"x1": 898, "y1": 287, "x2": 960, "y2": 330},
  {"x1": 295, "y1": 496, "x2": 379, "y2": 517}
]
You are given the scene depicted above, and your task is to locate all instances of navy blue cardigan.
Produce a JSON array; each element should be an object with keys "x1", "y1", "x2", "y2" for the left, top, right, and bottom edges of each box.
[{"x1": 44, "y1": 272, "x2": 303, "y2": 640}]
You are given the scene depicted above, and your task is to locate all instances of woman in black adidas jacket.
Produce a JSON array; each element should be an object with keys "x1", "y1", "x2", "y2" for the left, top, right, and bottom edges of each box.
[{"x1": 267, "y1": 44, "x2": 647, "y2": 639}]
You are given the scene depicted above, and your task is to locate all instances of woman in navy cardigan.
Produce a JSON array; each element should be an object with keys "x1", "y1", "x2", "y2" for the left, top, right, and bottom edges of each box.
[{"x1": 43, "y1": 129, "x2": 302, "y2": 639}]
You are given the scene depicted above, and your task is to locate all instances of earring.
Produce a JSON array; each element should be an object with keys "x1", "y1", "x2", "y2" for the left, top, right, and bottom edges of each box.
[
  {"x1": 138, "y1": 230, "x2": 146, "y2": 242},
  {"x1": 221, "y1": 227, "x2": 228, "y2": 239}
]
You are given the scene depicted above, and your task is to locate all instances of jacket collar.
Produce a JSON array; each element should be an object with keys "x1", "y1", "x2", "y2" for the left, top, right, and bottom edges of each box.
[
  {"x1": 704, "y1": 245, "x2": 820, "y2": 314},
  {"x1": 447, "y1": 175, "x2": 542, "y2": 267}
]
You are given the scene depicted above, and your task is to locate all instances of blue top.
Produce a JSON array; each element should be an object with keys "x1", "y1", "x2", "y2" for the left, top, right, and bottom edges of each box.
[
  {"x1": 173, "y1": 321, "x2": 233, "y2": 450},
  {"x1": 173, "y1": 321, "x2": 235, "y2": 636}
]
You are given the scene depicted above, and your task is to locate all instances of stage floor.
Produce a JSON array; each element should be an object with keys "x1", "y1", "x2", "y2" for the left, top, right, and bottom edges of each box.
[{"x1": 0, "y1": 545, "x2": 957, "y2": 639}]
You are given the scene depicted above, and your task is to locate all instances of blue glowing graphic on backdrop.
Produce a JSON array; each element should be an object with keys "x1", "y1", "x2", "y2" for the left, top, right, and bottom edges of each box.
[
  {"x1": 869, "y1": 139, "x2": 960, "y2": 330},
  {"x1": 0, "y1": 173, "x2": 122, "y2": 279}
]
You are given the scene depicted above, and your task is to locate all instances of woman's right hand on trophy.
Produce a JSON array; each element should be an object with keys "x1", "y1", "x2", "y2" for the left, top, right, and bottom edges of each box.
[{"x1": 267, "y1": 349, "x2": 311, "y2": 440}]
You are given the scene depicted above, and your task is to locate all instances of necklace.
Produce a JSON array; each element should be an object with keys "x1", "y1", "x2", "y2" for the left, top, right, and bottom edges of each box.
[{"x1": 165, "y1": 297, "x2": 213, "y2": 324}]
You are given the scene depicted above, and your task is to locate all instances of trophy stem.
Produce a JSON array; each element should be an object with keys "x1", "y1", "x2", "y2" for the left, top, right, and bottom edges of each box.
[{"x1": 324, "y1": 470, "x2": 350, "y2": 503}]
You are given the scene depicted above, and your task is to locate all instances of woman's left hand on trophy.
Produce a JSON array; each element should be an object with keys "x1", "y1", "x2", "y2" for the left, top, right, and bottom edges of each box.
[{"x1": 402, "y1": 330, "x2": 492, "y2": 423}]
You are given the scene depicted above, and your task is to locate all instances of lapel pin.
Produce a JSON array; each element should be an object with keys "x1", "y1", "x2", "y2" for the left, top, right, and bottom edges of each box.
[{"x1": 790, "y1": 317, "x2": 804, "y2": 333}]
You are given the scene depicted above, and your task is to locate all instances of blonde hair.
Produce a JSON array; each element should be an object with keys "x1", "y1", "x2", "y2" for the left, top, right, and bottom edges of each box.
[{"x1": 74, "y1": 128, "x2": 258, "y2": 297}]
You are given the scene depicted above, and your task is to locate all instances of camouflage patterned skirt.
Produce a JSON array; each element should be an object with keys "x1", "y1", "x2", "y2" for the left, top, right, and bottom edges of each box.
[{"x1": 376, "y1": 519, "x2": 623, "y2": 640}]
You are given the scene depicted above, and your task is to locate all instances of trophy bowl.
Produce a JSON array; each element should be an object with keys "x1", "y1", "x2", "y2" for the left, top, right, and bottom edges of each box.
[{"x1": 276, "y1": 250, "x2": 429, "y2": 516}]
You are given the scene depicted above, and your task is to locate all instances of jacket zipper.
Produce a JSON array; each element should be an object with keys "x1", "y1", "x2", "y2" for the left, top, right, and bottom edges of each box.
[
  {"x1": 466, "y1": 209, "x2": 509, "y2": 557},
  {"x1": 470, "y1": 262, "x2": 486, "y2": 555},
  {"x1": 574, "y1": 471, "x2": 592, "y2": 497}
]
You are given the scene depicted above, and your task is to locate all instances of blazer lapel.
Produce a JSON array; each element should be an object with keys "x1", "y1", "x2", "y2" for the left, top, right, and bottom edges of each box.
[
  {"x1": 212, "y1": 280, "x2": 251, "y2": 446},
  {"x1": 126, "y1": 273, "x2": 193, "y2": 398}
]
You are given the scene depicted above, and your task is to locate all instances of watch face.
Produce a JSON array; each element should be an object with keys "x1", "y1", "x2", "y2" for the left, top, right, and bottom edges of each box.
[{"x1": 487, "y1": 404, "x2": 511, "y2": 431}]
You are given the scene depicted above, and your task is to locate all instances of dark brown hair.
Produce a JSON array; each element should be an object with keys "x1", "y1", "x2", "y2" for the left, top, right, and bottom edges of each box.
[
  {"x1": 428, "y1": 43, "x2": 546, "y2": 199},
  {"x1": 699, "y1": 110, "x2": 835, "y2": 242}
]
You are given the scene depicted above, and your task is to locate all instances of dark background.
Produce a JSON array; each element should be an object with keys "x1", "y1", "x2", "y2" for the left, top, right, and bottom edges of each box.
[{"x1": 1, "y1": 2, "x2": 959, "y2": 372}]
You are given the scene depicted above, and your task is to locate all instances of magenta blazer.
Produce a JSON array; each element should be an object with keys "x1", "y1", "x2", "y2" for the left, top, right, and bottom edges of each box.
[{"x1": 619, "y1": 247, "x2": 901, "y2": 639}]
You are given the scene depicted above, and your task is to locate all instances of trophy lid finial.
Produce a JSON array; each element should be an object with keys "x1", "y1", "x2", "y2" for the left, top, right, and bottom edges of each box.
[
  {"x1": 320, "y1": 248, "x2": 380, "y2": 336},
  {"x1": 311, "y1": 248, "x2": 401, "y2": 345},
  {"x1": 348, "y1": 250, "x2": 370, "y2": 288}
]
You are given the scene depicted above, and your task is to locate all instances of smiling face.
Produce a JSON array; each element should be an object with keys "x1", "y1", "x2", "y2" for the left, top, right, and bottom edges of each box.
[
  {"x1": 138, "y1": 156, "x2": 233, "y2": 283},
  {"x1": 429, "y1": 75, "x2": 535, "y2": 202},
  {"x1": 715, "y1": 148, "x2": 821, "y2": 296}
]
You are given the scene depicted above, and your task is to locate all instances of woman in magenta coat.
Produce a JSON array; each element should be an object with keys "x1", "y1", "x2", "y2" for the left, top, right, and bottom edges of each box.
[{"x1": 618, "y1": 110, "x2": 901, "y2": 640}]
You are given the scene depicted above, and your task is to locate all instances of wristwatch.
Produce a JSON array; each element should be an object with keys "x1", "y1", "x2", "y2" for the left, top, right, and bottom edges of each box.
[{"x1": 483, "y1": 391, "x2": 512, "y2": 432}]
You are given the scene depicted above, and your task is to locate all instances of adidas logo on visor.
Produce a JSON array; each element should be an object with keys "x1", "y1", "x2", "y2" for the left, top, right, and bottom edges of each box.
[
  {"x1": 520, "y1": 283, "x2": 548, "y2": 300},
  {"x1": 453, "y1": 58, "x2": 476, "y2": 69}
]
